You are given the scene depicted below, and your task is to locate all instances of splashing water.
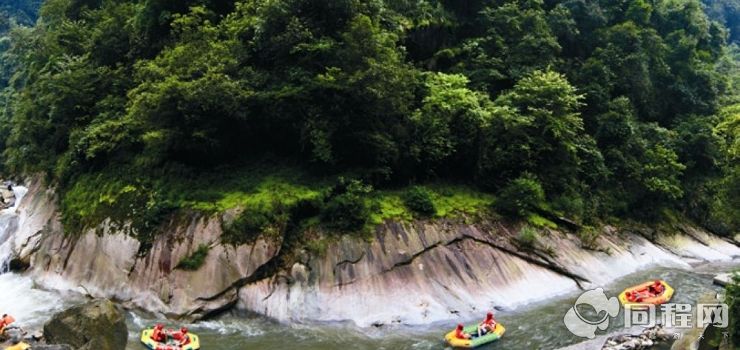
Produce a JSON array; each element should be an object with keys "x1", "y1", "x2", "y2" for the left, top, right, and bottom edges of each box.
[
  {"x1": 0, "y1": 273, "x2": 70, "y2": 329},
  {"x1": 0, "y1": 185, "x2": 28, "y2": 271},
  {"x1": 0, "y1": 185, "x2": 80, "y2": 331},
  {"x1": 121, "y1": 265, "x2": 735, "y2": 350}
]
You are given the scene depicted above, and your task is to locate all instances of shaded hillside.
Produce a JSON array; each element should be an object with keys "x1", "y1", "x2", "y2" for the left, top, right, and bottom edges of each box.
[{"x1": 0, "y1": 0, "x2": 736, "y2": 241}]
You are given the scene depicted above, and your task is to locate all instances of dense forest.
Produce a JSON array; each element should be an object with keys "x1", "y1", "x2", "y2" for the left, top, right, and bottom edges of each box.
[
  {"x1": 0, "y1": 0, "x2": 737, "y2": 241},
  {"x1": 0, "y1": 0, "x2": 41, "y2": 28},
  {"x1": 703, "y1": 0, "x2": 739, "y2": 44}
]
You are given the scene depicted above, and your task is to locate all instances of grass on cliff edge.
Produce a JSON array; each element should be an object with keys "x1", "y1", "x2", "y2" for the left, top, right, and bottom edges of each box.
[{"x1": 60, "y1": 163, "x2": 496, "y2": 239}]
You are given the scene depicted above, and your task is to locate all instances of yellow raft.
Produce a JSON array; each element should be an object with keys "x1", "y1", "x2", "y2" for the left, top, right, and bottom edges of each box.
[
  {"x1": 4, "y1": 343, "x2": 30, "y2": 350},
  {"x1": 141, "y1": 328, "x2": 200, "y2": 350},
  {"x1": 619, "y1": 280, "x2": 674, "y2": 308},
  {"x1": 444, "y1": 323, "x2": 505, "y2": 348}
]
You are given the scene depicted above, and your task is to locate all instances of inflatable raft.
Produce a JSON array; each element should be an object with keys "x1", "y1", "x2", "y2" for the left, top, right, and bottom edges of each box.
[
  {"x1": 141, "y1": 328, "x2": 200, "y2": 350},
  {"x1": 4, "y1": 342, "x2": 30, "y2": 350},
  {"x1": 619, "y1": 280, "x2": 674, "y2": 307},
  {"x1": 444, "y1": 323, "x2": 505, "y2": 348}
]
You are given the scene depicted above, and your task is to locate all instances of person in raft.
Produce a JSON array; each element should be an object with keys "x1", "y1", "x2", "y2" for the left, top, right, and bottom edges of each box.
[
  {"x1": 0, "y1": 314, "x2": 16, "y2": 334},
  {"x1": 648, "y1": 280, "x2": 665, "y2": 295},
  {"x1": 455, "y1": 324, "x2": 471, "y2": 340},
  {"x1": 477, "y1": 312, "x2": 497, "y2": 337},
  {"x1": 150, "y1": 324, "x2": 166, "y2": 342},
  {"x1": 627, "y1": 281, "x2": 665, "y2": 302},
  {"x1": 172, "y1": 327, "x2": 191, "y2": 346}
]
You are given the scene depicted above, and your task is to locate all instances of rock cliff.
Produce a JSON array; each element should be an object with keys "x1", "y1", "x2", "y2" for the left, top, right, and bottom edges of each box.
[{"x1": 1, "y1": 179, "x2": 738, "y2": 327}]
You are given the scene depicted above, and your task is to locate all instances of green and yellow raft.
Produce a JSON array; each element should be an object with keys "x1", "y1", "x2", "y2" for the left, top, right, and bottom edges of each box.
[
  {"x1": 141, "y1": 328, "x2": 200, "y2": 350},
  {"x1": 444, "y1": 323, "x2": 505, "y2": 348}
]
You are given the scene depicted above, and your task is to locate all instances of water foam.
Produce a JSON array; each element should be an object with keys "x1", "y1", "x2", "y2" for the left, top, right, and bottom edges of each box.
[{"x1": 0, "y1": 185, "x2": 79, "y2": 330}]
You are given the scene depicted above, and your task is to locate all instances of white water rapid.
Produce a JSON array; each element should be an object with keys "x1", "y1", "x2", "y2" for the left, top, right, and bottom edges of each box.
[{"x1": 0, "y1": 185, "x2": 75, "y2": 330}]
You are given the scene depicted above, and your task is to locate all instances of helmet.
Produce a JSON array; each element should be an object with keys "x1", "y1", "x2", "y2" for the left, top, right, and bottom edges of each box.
[
  {"x1": 155, "y1": 324, "x2": 164, "y2": 330},
  {"x1": 456, "y1": 323, "x2": 464, "y2": 330},
  {"x1": 181, "y1": 327, "x2": 188, "y2": 334},
  {"x1": 486, "y1": 312, "x2": 494, "y2": 319}
]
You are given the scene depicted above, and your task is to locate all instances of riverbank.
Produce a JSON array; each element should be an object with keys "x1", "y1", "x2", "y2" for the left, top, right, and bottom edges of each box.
[{"x1": 1, "y1": 178, "x2": 738, "y2": 328}]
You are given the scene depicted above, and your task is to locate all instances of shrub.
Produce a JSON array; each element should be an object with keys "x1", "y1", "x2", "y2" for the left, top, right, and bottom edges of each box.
[
  {"x1": 176, "y1": 244, "x2": 210, "y2": 270},
  {"x1": 551, "y1": 194, "x2": 585, "y2": 219},
  {"x1": 526, "y1": 213, "x2": 557, "y2": 229},
  {"x1": 515, "y1": 225, "x2": 540, "y2": 250},
  {"x1": 728, "y1": 272, "x2": 740, "y2": 346},
  {"x1": 495, "y1": 174, "x2": 546, "y2": 217},
  {"x1": 223, "y1": 202, "x2": 289, "y2": 244},
  {"x1": 402, "y1": 186, "x2": 436, "y2": 217},
  {"x1": 322, "y1": 193, "x2": 368, "y2": 231},
  {"x1": 305, "y1": 237, "x2": 330, "y2": 256},
  {"x1": 320, "y1": 179, "x2": 372, "y2": 231},
  {"x1": 578, "y1": 226, "x2": 601, "y2": 249}
]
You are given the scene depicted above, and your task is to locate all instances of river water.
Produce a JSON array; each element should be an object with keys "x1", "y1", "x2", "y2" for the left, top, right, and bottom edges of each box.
[
  {"x1": 0, "y1": 254, "x2": 734, "y2": 350},
  {"x1": 120, "y1": 265, "x2": 732, "y2": 350},
  {"x1": 0, "y1": 186, "x2": 734, "y2": 349}
]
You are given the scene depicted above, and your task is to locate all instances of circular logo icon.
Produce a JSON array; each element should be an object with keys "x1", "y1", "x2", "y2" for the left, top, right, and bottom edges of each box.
[{"x1": 563, "y1": 288, "x2": 620, "y2": 339}]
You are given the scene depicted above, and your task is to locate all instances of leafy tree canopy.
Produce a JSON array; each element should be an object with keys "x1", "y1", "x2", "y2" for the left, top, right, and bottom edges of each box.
[{"x1": 0, "y1": 0, "x2": 737, "y2": 234}]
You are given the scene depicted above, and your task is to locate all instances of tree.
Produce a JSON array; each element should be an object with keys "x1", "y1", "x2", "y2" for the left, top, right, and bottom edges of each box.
[
  {"x1": 410, "y1": 72, "x2": 493, "y2": 176},
  {"x1": 479, "y1": 70, "x2": 599, "y2": 196},
  {"x1": 710, "y1": 103, "x2": 740, "y2": 232}
]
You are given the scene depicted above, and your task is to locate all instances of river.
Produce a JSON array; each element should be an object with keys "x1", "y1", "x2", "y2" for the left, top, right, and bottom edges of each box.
[
  {"x1": 118, "y1": 264, "x2": 731, "y2": 350},
  {"x1": 1, "y1": 264, "x2": 730, "y2": 349}
]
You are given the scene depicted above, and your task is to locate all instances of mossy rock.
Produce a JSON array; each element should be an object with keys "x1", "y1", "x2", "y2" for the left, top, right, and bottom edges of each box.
[{"x1": 43, "y1": 299, "x2": 127, "y2": 350}]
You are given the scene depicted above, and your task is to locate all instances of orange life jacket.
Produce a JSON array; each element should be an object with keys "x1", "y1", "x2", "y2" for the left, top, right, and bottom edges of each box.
[
  {"x1": 151, "y1": 328, "x2": 164, "y2": 342},
  {"x1": 455, "y1": 328, "x2": 467, "y2": 339},
  {"x1": 1, "y1": 315, "x2": 15, "y2": 329}
]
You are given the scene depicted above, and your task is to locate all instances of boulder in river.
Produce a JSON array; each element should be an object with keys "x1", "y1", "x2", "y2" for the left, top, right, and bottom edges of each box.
[
  {"x1": 601, "y1": 325, "x2": 671, "y2": 350},
  {"x1": 43, "y1": 299, "x2": 127, "y2": 350},
  {"x1": 713, "y1": 273, "x2": 734, "y2": 287}
]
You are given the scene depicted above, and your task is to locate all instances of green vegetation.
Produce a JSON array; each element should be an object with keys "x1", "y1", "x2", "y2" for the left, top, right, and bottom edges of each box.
[
  {"x1": 703, "y1": 0, "x2": 739, "y2": 44},
  {"x1": 494, "y1": 174, "x2": 546, "y2": 218},
  {"x1": 0, "y1": 0, "x2": 737, "y2": 242},
  {"x1": 0, "y1": 1, "x2": 41, "y2": 30},
  {"x1": 368, "y1": 184, "x2": 495, "y2": 225},
  {"x1": 176, "y1": 244, "x2": 211, "y2": 271},
  {"x1": 321, "y1": 179, "x2": 373, "y2": 232},
  {"x1": 402, "y1": 186, "x2": 436, "y2": 217},
  {"x1": 515, "y1": 225, "x2": 540, "y2": 251},
  {"x1": 577, "y1": 226, "x2": 601, "y2": 249},
  {"x1": 728, "y1": 272, "x2": 740, "y2": 347}
]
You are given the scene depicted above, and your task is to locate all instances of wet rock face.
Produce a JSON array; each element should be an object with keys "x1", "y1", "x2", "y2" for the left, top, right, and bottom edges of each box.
[
  {"x1": 7, "y1": 178, "x2": 740, "y2": 327},
  {"x1": 21, "y1": 189, "x2": 280, "y2": 319},
  {"x1": 239, "y1": 220, "x2": 740, "y2": 327},
  {"x1": 43, "y1": 299, "x2": 127, "y2": 350}
]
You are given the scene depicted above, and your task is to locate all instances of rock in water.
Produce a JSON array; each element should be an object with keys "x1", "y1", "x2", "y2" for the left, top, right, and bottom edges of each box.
[
  {"x1": 601, "y1": 325, "x2": 670, "y2": 350},
  {"x1": 43, "y1": 299, "x2": 127, "y2": 350},
  {"x1": 713, "y1": 273, "x2": 732, "y2": 287}
]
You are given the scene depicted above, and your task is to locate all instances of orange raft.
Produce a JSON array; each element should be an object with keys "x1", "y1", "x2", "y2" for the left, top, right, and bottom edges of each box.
[{"x1": 618, "y1": 280, "x2": 674, "y2": 307}]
